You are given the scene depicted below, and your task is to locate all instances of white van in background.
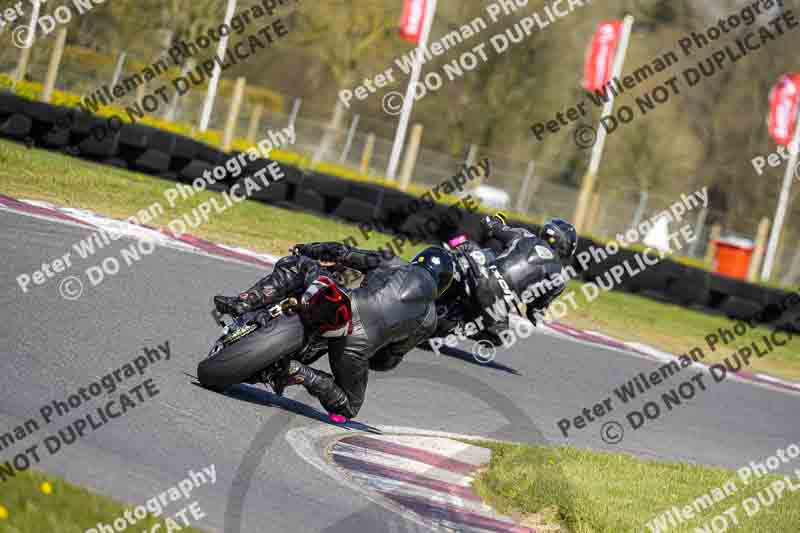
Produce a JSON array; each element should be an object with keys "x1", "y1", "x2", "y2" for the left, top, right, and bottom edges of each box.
[{"x1": 470, "y1": 185, "x2": 510, "y2": 210}]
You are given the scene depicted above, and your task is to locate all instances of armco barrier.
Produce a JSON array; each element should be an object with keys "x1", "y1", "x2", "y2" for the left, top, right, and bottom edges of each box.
[{"x1": 0, "y1": 90, "x2": 797, "y2": 333}]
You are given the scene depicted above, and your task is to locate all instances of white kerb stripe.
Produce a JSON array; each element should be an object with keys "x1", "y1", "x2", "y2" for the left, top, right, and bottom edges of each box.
[
  {"x1": 332, "y1": 442, "x2": 475, "y2": 487},
  {"x1": 362, "y1": 435, "x2": 491, "y2": 467}
]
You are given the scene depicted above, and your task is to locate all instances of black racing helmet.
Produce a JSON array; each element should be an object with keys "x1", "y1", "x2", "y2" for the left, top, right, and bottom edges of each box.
[
  {"x1": 540, "y1": 218, "x2": 578, "y2": 260},
  {"x1": 411, "y1": 246, "x2": 455, "y2": 298}
]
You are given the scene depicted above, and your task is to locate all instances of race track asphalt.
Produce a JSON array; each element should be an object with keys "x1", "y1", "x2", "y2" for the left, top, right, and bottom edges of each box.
[{"x1": 2, "y1": 210, "x2": 799, "y2": 533}]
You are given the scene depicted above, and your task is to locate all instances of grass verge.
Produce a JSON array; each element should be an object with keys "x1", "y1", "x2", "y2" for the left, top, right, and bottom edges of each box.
[
  {"x1": 1, "y1": 138, "x2": 799, "y2": 380},
  {"x1": 0, "y1": 469, "x2": 205, "y2": 533},
  {"x1": 559, "y1": 280, "x2": 800, "y2": 381},
  {"x1": 0, "y1": 139, "x2": 424, "y2": 261},
  {"x1": 467, "y1": 440, "x2": 800, "y2": 532}
]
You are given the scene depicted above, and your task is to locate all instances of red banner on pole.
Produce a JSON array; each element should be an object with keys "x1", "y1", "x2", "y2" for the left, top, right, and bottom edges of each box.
[
  {"x1": 399, "y1": 0, "x2": 428, "y2": 43},
  {"x1": 583, "y1": 21, "x2": 623, "y2": 92},
  {"x1": 769, "y1": 74, "x2": 800, "y2": 146}
]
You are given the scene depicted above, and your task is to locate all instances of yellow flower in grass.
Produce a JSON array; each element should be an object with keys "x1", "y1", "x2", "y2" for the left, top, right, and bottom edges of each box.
[
  {"x1": 0, "y1": 504, "x2": 8, "y2": 519},
  {"x1": 40, "y1": 482, "x2": 53, "y2": 495}
]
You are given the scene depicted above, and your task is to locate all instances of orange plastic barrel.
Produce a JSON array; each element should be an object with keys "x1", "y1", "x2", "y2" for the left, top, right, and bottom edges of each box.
[{"x1": 712, "y1": 237, "x2": 754, "y2": 280}]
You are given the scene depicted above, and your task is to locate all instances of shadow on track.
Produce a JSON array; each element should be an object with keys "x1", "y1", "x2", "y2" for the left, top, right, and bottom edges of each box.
[
  {"x1": 191, "y1": 380, "x2": 381, "y2": 434},
  {"x1": 435, "y1": 346, "x2": 522, "y2": 376}
]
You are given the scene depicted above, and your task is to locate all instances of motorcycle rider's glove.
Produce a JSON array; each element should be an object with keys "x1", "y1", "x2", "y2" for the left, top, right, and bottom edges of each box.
[
  {"x1": 292, "y1": 243, "x2": 318, "y2": 256},
  {"x1": 480, "y1": 212, "x2": 507, "y2": 238}
]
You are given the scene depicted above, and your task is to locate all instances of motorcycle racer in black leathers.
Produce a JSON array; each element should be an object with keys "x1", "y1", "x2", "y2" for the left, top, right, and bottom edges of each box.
[
  {"x1": 213, "y1": 245, "x2": 454, "y2": 419},
  {"x1": 440, "y1": 214, "x2": 578, "y2": 345},
  {"x1": 488, "y1": 214, "x2": 577, "y2": 317}
]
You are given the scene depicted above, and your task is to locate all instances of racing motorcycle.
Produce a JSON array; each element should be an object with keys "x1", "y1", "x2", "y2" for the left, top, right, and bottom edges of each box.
[
  {"x1": 196, "y1": 244, "x2": 514, "y2": 392},
  {"x1": 198, "y1": 298, "x2": 308, "y2": 393},
  {"x1": 429, "y1": 236, "x2": 522, "y2": 342},
  {"x1": 197, "y1": 265, "x2": 362, "y2": 393}
]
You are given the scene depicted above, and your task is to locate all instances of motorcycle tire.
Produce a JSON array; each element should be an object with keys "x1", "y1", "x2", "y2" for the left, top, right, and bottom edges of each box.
[{"x1": 197, "y1": 313, "x2": 305, "y2": 391}]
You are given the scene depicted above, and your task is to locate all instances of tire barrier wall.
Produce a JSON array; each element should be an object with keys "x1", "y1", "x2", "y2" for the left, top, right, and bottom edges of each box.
[{"x1": 1, "y1": 91, "x2": 797, "y2": 333}]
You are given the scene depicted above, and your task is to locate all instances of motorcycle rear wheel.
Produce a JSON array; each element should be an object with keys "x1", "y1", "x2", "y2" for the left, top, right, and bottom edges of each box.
[{"x1": 198, "y1": 313, "x2": 305, "y2": 391}]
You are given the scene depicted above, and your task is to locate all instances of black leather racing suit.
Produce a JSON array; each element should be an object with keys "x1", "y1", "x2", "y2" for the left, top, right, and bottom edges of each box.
[
  {"x1": 288, "y1": 243, "x2": 438, "y2": 418},
  {"x1": 481, "y1": 223, "x2": 567, "y2": 324},
  {"x1": 435, "y1": 242, "x2": 510, "y2": 339},
  {"x1": 436, "y1": 223, "x2": 566, "y2": 343}
]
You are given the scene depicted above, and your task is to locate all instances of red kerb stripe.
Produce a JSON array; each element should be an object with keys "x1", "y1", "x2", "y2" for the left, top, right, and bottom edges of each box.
[{"x1": 380, "y1": 491, "x2": 536, "y2": 533}]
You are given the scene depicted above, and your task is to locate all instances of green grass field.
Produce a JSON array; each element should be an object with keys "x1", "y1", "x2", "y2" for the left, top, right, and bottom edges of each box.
[
  {"x1": 558, "y1": 280, "x2": 800, "y2": 380},
  {"x1": 0, "y1": 469, "x2": 206, "y2": 533},
  {"x1": 1, "y1": 138, "x2": 799, "y2": 381},
  {"x1": 0, "y1": 139, "x2": 419, "y2": 260},
  {"x1": 468, "y1": 440, "x2": 800, "y2": 532}
]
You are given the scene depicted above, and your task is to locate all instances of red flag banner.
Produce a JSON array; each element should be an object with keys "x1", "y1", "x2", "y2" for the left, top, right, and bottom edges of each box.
[
  {"x1": 399, "y1": 0, "x2": 428, "y2": 43},
  {"x1": 769, "y1": 74, "x2": 800, "y2": 146},
  {"x1": 583, "y1": 21, "x2": 623, "y2": 92}
]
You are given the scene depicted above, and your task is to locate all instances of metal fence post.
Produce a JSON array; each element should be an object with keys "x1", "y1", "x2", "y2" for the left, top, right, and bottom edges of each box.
[
  {"x1": 515, "y1": 161, "x2": 536, "y2": 213},
  {"x1": 630, "y1": 190, "x2": 648, "y2": 229},
  {"x1": 42, "y1": 28, "x2": 67, "y2": 103},
  {"x1": 399, "y1": 124, "x2": 424, "y2": 191},
  {"x1": 246, "y1": 104, "x2": 263, "y2": 143},
  {"x1": 110, "y1": 51, "x2": 127, "y2": 88},
  {"x1": 222, "y1": 77, "x2": 246, "y2": 151},
  {"x1": 339, "y1": 114, "x2": 360, "y2": 164},
  {"x1": 360, "y1": 132, "x2": 375, "y2": 176},
  {"x1": 687, "y1": 208, "x2": 707, "y2": 258}
]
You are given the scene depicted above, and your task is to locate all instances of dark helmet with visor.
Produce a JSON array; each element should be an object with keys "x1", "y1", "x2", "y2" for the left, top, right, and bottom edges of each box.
[{"x1": 411, "y1": 246, "x2": 455, "y2": 298}]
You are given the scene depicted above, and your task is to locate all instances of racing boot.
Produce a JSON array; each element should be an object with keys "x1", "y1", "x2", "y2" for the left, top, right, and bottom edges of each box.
[
  {"x1": 279, "y1": 361, "x2": 352, "y2": 417},
  {"x1": 213, "y1": 288, "x2": 270, "y2": 317},
  {"x1": 282, "y1": 360, "x2": 323, "y2": 388}
]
